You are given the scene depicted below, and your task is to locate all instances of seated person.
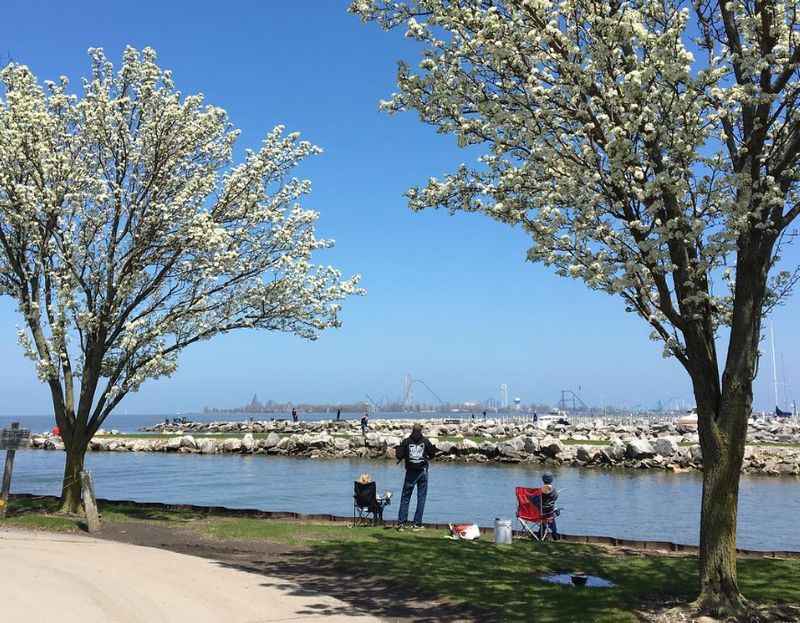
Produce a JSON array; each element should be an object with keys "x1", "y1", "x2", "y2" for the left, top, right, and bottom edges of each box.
[
  {"x1": 356, "y1": 473, "x2": 392, "y2": 510},
  {"x1": 528, "y1": 472, "x2": 560, "y2": 539}
]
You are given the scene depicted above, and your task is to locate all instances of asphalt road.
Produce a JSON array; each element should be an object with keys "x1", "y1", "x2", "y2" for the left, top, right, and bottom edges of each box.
[{"x1": 0, "y1": 528, "x2": 382, "y2": 622}]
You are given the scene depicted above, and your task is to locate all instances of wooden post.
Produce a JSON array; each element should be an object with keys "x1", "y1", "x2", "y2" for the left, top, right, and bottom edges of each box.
[
  {"x1": 0, "y1": 423, "x2": 19, "y2": 519},
  {"x1": 80, "y1": 471, "x2": 101, "y2": 533}
]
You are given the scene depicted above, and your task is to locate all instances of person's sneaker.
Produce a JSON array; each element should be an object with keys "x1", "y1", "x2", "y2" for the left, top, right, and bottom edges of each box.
[
  {"x1": 396, "y1": 523, "x2": 406, "y2": 532},
  {"x1": 411, "y1": 524, "x2": 425, "y2": 531}
]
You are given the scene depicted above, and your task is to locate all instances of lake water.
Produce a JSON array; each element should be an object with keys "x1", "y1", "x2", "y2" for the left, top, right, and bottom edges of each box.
[{"x1": 7, "y1": 448, "x2": 800, "y2": 552}]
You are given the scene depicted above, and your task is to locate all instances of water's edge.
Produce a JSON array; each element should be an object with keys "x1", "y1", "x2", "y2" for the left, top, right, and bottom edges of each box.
[{"x1": 9, "y1": 493, "x2": 799, "y2": 558}]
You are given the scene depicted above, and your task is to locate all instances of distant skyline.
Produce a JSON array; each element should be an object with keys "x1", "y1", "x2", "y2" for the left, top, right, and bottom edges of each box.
[{"x1": 0, "y1": 1, "x2": 798, "y2": 416}]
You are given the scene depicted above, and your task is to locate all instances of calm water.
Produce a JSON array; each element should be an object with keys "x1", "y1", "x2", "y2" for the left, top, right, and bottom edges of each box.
[{"x1": 7, "y1": 449, "x2": 800, "y2": 552}]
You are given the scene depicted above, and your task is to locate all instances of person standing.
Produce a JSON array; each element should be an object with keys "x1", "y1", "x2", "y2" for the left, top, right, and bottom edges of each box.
[
  {"x1": 291, "y1": 408, "x2": 298, "y2": 423},
  {"x1": 360, "y1": 412, "x2": 369, "y2": 436},
  {"x1": 336, "y1": 408, "x2": 341, "y2": 421},
  {"x1": 395, "y1": 423, "x2": 438, "y2": 530}
]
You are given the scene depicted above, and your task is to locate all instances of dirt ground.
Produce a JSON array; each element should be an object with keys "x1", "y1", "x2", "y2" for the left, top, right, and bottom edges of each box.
[{"x1": 95, "y1": 521, "x2": 486, "y2": 623}]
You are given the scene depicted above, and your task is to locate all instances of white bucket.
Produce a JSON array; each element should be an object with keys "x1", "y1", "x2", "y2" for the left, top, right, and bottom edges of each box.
[{"x1": 494, "y1": 518, "x2": 512, "y2": 544}]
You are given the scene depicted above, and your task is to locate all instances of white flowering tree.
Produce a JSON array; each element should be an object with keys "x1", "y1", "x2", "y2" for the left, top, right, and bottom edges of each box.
[
  {"x1": 0, "y1": 47, "x2": 361, "y2": 514},
  {"x1": 352, "y1": 0, "x2": 800, "y2": 615}
]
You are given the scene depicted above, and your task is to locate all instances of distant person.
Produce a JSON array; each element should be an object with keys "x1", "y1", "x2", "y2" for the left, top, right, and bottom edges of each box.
[
  {"x1": 51, "y1": 425, "x2": 61, "y2": 438},
  {"x1": 292, "y1": 408, "x2": 298, "y2": 423},
  {"x1": 164, "y1": 417, "x2": 170, "y2": 425},
  {"x1": 533, "y1": 412, "x2": 538, "y2": 424},
  {"x1": 361, "y1": 412, "x2": 369, "y2": 436},
  {"x1": 395, "y1": 423, "x2": 439, "y2": 530},
  {"x1": 336, "y1": 408, "x2": 341, "y2": 421},
  {"x1": 471, "y1": 413, "x2": 475, "y2": 421}
]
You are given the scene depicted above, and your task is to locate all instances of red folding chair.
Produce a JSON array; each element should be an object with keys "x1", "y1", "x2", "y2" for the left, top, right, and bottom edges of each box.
[{"x1": 515, "y1": 486, "x2": 556, "y2": 541}]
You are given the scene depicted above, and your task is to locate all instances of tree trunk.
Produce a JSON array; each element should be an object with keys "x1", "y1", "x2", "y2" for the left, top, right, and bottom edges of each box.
[
  {"x1": 696, "y1": 438, "x2": 747, "y2": 615},
  {"x1": 60, "y1": 439, "x2": 88, "y2": 514},
  {"x1": 694, "y1": 380, "x2": 752, "y2": 617}
]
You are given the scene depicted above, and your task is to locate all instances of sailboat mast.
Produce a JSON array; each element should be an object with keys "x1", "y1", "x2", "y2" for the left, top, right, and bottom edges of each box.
[{"x1": 770, "y1": 323, "x2": 779, "y2": 409}]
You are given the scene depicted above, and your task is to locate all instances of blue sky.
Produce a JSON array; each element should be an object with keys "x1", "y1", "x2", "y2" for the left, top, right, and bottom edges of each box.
[{"x1": 0, "y1": 1, "x2": 798, "y2": 415}]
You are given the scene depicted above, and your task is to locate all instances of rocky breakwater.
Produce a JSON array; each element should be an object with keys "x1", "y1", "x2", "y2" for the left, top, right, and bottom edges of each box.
[{"x1": 27, "y1": 417, "x2": 800, "y2": 476}]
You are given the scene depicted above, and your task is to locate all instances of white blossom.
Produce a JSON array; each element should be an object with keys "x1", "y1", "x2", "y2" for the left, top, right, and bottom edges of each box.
[
  {"x1": 351, "y1": 0, "x2": 800, "y2": 368},
  {"x1": 0, "y1": 47, "x2": 363, "y2": 431}
]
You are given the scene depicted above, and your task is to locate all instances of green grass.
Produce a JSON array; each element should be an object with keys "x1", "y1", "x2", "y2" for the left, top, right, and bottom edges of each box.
[
  {"x1": 201, "y1": 517, "x2": 379, "y2": 545},
  {"x1": 4, "y1": 496, "x2": 799, "y2": 621}
]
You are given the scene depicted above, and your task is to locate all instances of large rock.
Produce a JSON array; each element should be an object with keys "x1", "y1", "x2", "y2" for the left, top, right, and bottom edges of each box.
[
  {"x1": 165, "y1": 436, "x2": 182, "y2": 451},
  {"x1": 222, "y1": 438, "x2": 242, "y2": 452},
  {"x1": 604, "y1": 439, "x2": 626, "y2": 462},
  {"x1": 436, "y1": 441, "x2": 456, "y2": 455},
  {"x1": 199, "y1": 439, "x2": 217, "y2": 454},
  {"x1": 241, "y1": 433, "x2": 256, "y2": 452},
  {"x1": 262, "y1": 432, "x2": 281, "y2": 449},
  {"x1": 479, "y1": 441, "x2": 499, "y2": 457},
  {"x1": 334, "y1": 437, "x2": 350, "y2": 452},
  {"x1": 523, "y1": 437, "x2": 541, "y2": 454},
  {"x1": 652, "y1": 437, "x2": 678, "y2": 457},
  {"x1": 625, "y1": 438, "x2": 655, "y2": 459},
  {"x1": 307, "y1": 433, "x2": 333, "y2": 448},
  {"x1": 539, "y1": 436, "x2": 563, "y2": 458},
  {"x1": 179, "y1": 435, "x2": 196, "y2": 450},
  {"x1": 576, "y1": 445, "x2": 599, "y2": 463},
  {"x1": 364, "y1": 432, "x2": 385, "y2": 449},
  {"x1": 689, "y1": 444, "x2": 704, "y2": 464},
  {"x1": 457, "y1": 438, "x2": 479, "y2": 455}
]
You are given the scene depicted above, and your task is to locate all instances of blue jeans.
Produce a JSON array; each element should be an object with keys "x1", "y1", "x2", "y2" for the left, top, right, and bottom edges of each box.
[{"x1": 398, "y1": 468, "x2": 428, "y2": 525}]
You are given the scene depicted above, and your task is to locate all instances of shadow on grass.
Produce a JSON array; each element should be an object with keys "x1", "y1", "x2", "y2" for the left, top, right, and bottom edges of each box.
[
  {"x1": 213, "y1": 531, "x2": 697, "y2": 623},
  {"x1": 216, "y1": 531, "x2": 800, "y2": 623}
]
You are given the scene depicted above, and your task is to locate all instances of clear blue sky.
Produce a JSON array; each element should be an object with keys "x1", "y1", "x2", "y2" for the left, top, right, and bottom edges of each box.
[{"x1": 0, "y1": 1, "x2": 797, "y2": 415}]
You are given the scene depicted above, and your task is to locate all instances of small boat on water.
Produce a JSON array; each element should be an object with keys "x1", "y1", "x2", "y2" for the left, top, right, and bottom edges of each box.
[
  {"x1": 675, "y1": 408, "x2": 698, "y2": 431},
  {"x1": 535, "y1": 410, "x2": 570, "y2": 429}
]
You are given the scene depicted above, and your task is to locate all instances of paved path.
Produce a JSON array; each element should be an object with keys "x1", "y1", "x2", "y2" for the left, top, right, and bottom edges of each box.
[{"x1": 0, "y1": 528, "x2": 383, "y2": 622}]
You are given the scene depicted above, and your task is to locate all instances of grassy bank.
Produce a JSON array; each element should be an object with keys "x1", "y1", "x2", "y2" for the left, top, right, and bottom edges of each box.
[{"x1": 3, "y1": 497, "x2": 799, "y2": 622}]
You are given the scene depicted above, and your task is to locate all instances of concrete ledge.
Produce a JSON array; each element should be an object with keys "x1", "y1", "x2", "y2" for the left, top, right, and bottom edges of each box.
[{"x1": 8, "y1": 493, "x2": 799, "y2": 559}]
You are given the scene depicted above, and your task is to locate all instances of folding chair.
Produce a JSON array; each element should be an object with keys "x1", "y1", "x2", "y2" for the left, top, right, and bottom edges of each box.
[
  {"x1": 353, "y1": 481, "x2": 390, "y2": 526},
  {"x1": 515, "y1": 486, "x2": 556, "y2": 541}
]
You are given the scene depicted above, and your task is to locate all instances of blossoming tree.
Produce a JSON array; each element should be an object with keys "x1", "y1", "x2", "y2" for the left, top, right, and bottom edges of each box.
[
  {"x1": 0, "y1": 47, "x2": 361, "y2": 514},
  {"x1": 352, "y1": 0, "x2": 800, "y2": 614}
]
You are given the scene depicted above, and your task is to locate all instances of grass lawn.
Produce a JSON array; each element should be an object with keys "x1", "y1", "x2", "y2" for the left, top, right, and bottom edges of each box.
[{"x1": 3, "y1": 496, "x2": 799, "y2": 622}]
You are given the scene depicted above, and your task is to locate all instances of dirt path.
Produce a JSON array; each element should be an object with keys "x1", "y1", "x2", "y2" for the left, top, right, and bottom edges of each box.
[
  {"x1": 0, "y1": 527, "x2": 384, "y2": 623},
  {"x1": 93, "y1": 521, "x2": 481, "y2": 623}
]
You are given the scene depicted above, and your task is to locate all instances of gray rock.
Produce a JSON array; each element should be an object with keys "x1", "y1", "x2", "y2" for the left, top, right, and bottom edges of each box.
[
  {"x1": 262, "y1": 432, "x2": 281, "y2": 449},
  {"x1": 199, "y1": 439, "x2": 217, "y2": 454},
  {"x1": 365, "y1": 432, "x2": 385, "y2": 448},
  {"x1": 539, "y1": 436, "x2": 563, "y2": 458},
  {"x1": 436, "y1": 441, "x2": 456, "y2": 455},
  {"x1": 652, "y1": 437, "x2": 678, "y2": 457},
  {"x1": 222, "y1": 438, "x2": 242, "y2": 452},
  {"x1": 457, "y1": 438, "x2": 479, "y2": 454},
  {"x1": 241, "y1": 433, "x2": 256, "y2": 452},
  {"x1": 179, "y1": 435, "x2": 196, "y2": 450},
  {"x1": 165, "y1": 436, "x2": 182, "y2": 451},
  {"x1": 625, "y1": 438, "x2": 655, "y2": 459}
]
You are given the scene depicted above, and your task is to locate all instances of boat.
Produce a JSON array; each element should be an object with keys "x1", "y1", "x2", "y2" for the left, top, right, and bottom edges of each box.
[
  {"x1": 535, "y1": 409, "x2": 570, "y2": 429},
  {"x1": 675, "y1": 408, "x2": 698, "y2": 431}
]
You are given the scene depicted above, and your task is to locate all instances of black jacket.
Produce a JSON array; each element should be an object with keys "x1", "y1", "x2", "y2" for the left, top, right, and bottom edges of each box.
[{"x1": 397, "y1": 434, "x2": 438, "y2": 471}]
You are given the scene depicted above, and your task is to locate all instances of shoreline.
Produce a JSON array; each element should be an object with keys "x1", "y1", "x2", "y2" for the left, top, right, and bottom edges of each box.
[
  {"x1": 8, "y1": 493, "x2": 800, "y2": 557},
  {"x1": 27, "y1": 417, "x2": 800, "y2": 477}
]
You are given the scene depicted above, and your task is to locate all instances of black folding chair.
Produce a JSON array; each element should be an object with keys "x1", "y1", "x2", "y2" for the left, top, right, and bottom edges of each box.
[{"x1": 353, "y1": 481, "x2": 389, "y2": 526}]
